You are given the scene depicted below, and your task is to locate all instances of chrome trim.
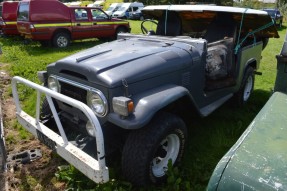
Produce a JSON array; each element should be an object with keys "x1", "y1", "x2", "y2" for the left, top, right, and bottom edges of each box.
[
  {"x1": 48, "y1": 75, "x2": 61, "y2": 92},
  {"x1": 87, "y1": 90, "x2": 108, "y2": 117},
  {"x1": 49, "y1": 75, "x2": 108, "y2": 117}
]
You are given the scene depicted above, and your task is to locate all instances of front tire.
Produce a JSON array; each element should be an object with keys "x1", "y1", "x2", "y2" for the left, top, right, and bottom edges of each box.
[
  {"x1": 233, "y1": 66, "x2": 254, "y2": 106},
  {"x1": 122, "y1": 112, "x2": 187, "y2": 186},
  {"x1": 53, "y1": 32, "x2": 70, "y2": 48}
]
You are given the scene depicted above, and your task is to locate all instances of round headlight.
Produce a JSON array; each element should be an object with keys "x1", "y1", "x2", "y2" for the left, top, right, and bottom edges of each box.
[
  {"x1": 87, "y1": 91, "x2": 107, "y2": 117},
  {"x1": 86, "y1": 120, "x2": 95, "y2": 137},
  {"x1": 48, "y1": 76, "x2": 60, "y2": 92}
]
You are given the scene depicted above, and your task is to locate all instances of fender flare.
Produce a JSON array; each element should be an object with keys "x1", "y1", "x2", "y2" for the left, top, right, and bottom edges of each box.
[{"x1": 108, "y1": 84, "x2": 192, "y2": 129}]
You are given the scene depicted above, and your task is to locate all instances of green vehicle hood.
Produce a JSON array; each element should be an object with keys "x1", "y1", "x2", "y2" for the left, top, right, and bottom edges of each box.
[{"x1": 207, "y1": 92, "x2": 287, "y2": 191}]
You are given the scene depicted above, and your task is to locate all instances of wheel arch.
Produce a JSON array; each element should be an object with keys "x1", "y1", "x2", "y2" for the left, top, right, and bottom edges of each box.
[
  {"x1": 115, "y1": 25, "x2": 129, "y2": 34},
  {"x1": 52, "y1": 28, "x2": 71, "y2": 41},
  {"x1": 246, "y1": 59, "x2": 257, "y2": 70},
  {"x1": 108, "y1": 84, "x2": 197, "y2": 130},
  {"x1": 238, "y1": 58, "x2": 256, "y2": 88}
]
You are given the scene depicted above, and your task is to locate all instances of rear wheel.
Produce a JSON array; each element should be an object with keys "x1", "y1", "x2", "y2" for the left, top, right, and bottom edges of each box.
[
  {"x1": 53, "y1": 32, "x2": 70, "y2": 48},
  {"x1": 233, "y1": 66, "x2": 254, "y2": 106},
  {"x1": 122, "y1": 112, "x2": 187, "y2": 186}
]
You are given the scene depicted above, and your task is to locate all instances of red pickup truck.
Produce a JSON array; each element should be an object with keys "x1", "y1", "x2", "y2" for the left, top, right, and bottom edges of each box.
[
  {"x1": 0, "y1": 1, "x2": 19, "y2": 36},
  {"x1": 17, "y1": 0, "x2": 130, "y2": 48}
]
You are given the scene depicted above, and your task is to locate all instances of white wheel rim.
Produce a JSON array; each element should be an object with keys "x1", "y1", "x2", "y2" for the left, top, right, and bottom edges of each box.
[
  {"x1": 57, "y1": 36, "x2": 68, "y2": 47},
  {"x1": 243, "y1": 75, "x2": 253, "y2": 101},
  {"x1": 151, "y1": 134, "x2": 180, "y2": 177}
]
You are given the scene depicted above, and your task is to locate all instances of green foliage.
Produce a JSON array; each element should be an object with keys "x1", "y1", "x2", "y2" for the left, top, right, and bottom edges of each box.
[
  {"x1": 164, "y1": 160, "x2": 191, "y2": 191},
  {"x1": 55, "y1": 165, "x2": 132, "y2": 191}
]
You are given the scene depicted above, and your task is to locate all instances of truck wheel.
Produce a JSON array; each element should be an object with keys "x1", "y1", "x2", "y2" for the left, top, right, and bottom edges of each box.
[
  {"x1": 122, "y1": 112, "x2": 187, "y2": 186},
  {"x1": 53, "y1": 32, "x2": 70, "y2": 48},
  {"x1": 234, "y1": 66, "x2": 254, "y2": 106}
]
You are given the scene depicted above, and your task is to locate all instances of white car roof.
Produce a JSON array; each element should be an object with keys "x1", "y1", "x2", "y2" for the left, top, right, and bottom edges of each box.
[
  {"x1": 142, "y1": 5, "x2": 279, "y2": 39},
  {"x1": 143, "y1": 5, "x2": 268, "y2": 15}
]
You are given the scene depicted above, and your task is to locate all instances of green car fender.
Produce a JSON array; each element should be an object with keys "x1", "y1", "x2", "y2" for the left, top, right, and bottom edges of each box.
[{"x1": 207, "y1": 92, "x2": 287, "y2": 191}]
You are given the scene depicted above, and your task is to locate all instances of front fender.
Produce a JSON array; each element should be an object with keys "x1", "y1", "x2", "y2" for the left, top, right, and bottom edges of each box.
[{"x1": 108, "y1": 84, "x2": 191, "y2": 129}]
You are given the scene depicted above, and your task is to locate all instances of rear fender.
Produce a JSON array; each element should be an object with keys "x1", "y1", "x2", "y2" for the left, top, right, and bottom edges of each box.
[{"x1": 108, "y1": 84, "x2": 192, "y2": 129}]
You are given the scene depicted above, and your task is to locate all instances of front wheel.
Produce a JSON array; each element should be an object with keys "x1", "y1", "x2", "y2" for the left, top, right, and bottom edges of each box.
[
  {"x1": 53, "y1": 32, "x2": 70, "y2": 48},
  {"x1": 233, "y1": 66, "x2": 254, "y2": 106},
  {"x1": 122, "y1": 112, "x2": 187, "y2": 186}
]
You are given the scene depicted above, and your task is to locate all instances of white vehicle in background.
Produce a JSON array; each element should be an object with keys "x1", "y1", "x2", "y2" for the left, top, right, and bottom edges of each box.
[
  {"x1": 87, "y1": 0, "x2": 105, "y2": 8},
  {"x1": 105, "y1": 3, "x2": 123, "y2": 16},
  {"x1": 68, "y1": 1, "x2": 82, "y2": 6},
  {"x1": 112, "y1": 2, "x2": 144, "y2": 19}
]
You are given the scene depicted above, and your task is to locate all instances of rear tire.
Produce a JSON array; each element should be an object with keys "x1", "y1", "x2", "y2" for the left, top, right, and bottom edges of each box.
[
  {"x1": 53, "y1": 32, "x2": 70, "y2": 48},
  {"x1": 122, "y1": 112, "x2": 187, "y2": 186},
  {"x1": 233, "y1": 66, "x2": 254, "y2": 106}
]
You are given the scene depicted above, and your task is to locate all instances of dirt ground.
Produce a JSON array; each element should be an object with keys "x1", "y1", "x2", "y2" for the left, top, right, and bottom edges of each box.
[{"x1": 0, "y1": 66, "x2": 66, "y2": 191}]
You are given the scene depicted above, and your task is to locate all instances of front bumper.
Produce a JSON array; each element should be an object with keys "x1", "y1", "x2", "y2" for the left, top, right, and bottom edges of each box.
[{"x1": 11, "y1": 76, "x2": 109, "y2": 183}]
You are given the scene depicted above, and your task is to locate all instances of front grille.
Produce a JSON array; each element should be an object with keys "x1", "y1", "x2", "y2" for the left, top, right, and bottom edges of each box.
[{"x1": 60, "y1": 82, "x2": 87, "y2": 103}]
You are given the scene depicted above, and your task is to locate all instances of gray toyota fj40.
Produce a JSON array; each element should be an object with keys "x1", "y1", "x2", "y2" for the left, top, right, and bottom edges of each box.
[{"x1": 11, "y1": 5, "x2": 279, "y2": 186}]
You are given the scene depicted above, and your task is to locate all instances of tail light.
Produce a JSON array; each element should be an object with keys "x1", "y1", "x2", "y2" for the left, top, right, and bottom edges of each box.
[
  {"x1": 0, "y1": 21, "x2": 6, "y2": 27},
  {"x1": 29, "y1": 24, "x2": 36, "y2": 32}
]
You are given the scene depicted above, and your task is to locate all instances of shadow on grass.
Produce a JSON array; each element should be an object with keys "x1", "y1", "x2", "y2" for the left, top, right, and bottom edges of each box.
[{"x1": 180, "y1": 88, "x2": 272, "y2": 190}]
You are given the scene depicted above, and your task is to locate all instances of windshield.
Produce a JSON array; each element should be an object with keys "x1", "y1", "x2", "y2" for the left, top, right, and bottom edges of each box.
[
  {"x1": 118, "y1": 6, "x2": 128, "y2": 11},
  {"x1": 107, "y1": 7, "x2": 114, "y2": 11},
  {"x1": 17, "y1": 2, "x2": 29, "y2": 21}
]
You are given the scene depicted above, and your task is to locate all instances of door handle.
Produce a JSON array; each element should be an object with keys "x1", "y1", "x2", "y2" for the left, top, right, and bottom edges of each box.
[
  {"x1": 77, "y1": 23, "x2": 81, "y2": 26},
  {"x1": 93, "y1": 23, "x2": 97, "y2": 25}
]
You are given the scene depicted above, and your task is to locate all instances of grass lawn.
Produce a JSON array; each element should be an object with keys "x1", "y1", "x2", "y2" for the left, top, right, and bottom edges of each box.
[{"x1": 0, "y1": 20, "x2": 286, "y2": 191}]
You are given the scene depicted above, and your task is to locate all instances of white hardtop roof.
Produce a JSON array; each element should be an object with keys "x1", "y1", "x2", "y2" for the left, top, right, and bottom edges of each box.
[
  {"x1": 110, "y1": 3, "x2": 123, "y2": 6},
  {"x1": 143, "y1": 5, "x2": 268, "y2": 15},
  {"x1": 94, "y1": 1, "x2": 104, "y2": 5}
]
